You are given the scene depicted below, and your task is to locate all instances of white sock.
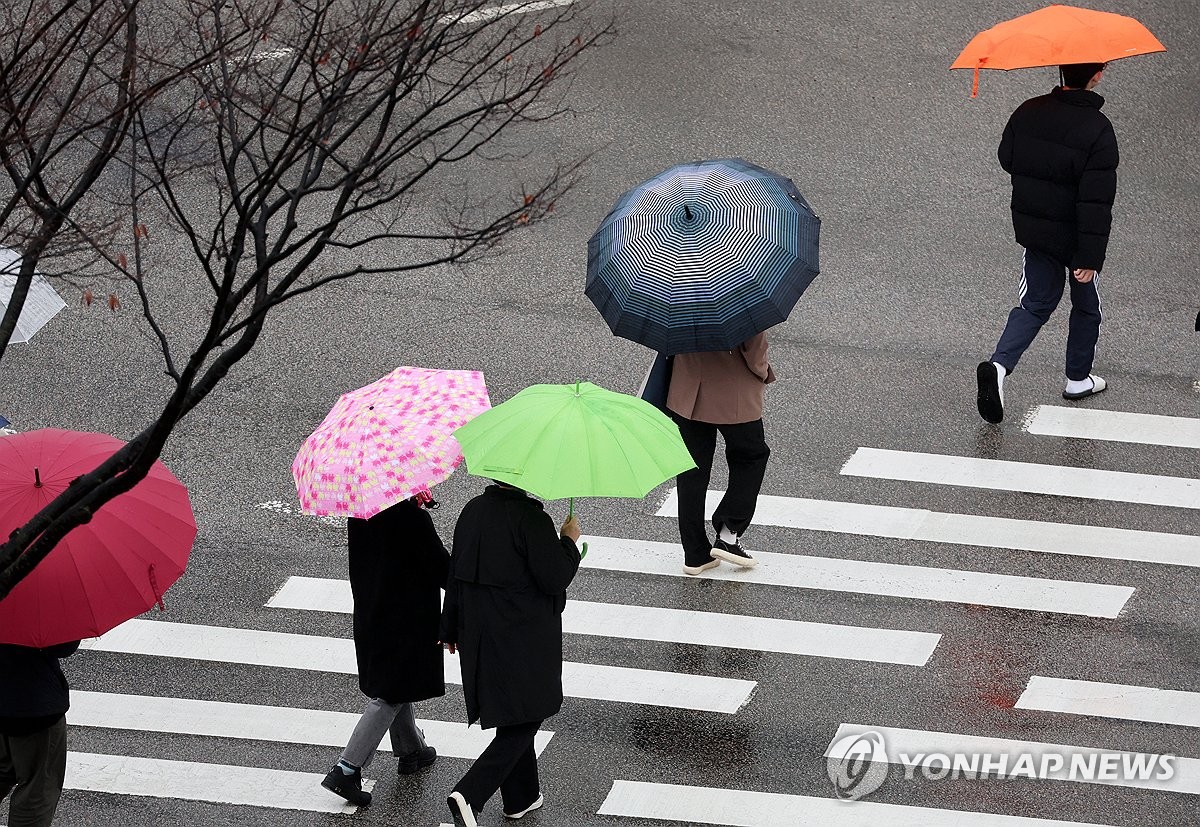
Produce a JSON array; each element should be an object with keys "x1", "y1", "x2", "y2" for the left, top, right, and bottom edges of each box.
[
  {"x1": 991, "y1": 362, "x2": 1006, "y2": 406},
  {"x1": 1064, "y1": 376, "x2": 1094, "y2": 394},
  {"x1": 718, "y1": 525, "x2": 738, "y2": 544}
]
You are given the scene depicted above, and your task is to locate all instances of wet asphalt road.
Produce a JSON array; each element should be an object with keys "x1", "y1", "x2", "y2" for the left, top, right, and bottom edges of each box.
[{"x1": 2, "y1": 0, "x2": 1199, "y2": 825}]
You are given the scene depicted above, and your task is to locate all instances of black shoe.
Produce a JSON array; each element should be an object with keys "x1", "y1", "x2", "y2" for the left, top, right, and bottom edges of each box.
[
  {"x1": 321, "y1": 765, "x2": 371, "y2": 807},
  {"x1": 711, "y1": 538, "x2": 756, "y2": 568},
  {"x1": 976, "y1": 361, "x2": 1004, "y2": 424},
  {"x1": 448, "y1": 791, "x2": 480, "y2": 827},
  {"x1": 397, "y1": 745, "x2": 437, "y2": 775}
]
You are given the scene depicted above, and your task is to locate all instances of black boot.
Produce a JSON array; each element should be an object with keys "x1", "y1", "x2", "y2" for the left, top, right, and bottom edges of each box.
[
  {"x1": 397, "y1": 745, "x2": 437, "y2": 775},
  {"x1": 321, "y1": 765, "x2": 371, "y2": 807}
]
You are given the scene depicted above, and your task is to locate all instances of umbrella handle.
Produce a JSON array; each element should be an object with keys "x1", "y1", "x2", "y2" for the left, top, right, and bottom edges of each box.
[{"x1": 567, "y1": 498, "x2": 586, "y2": 558}]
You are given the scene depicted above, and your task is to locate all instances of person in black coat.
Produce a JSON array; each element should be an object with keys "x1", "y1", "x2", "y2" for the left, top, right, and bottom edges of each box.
[
  {"x1": 0, "y1": 640, "x2": 80, "y2": 827},
  {"x1": 321, "y1": 493, "x2": 450, "y2": 807},
  {"x1": 976, "y1": 62, "x2": 1120, "y2": 424},
  {"x1": 440, "y1": 482, "x2": 581, "y2": 827}
]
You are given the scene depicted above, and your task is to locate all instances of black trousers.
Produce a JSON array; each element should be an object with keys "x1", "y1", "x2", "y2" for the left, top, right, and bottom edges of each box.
[
  {"x1": 991, "y1": 247, "x2": 1102, "y2": 381},
  {"x1": 453, "y1": 720, "x2": 541, "y2": 814},
  {"x1": 671, "y1": 413, "x2": 771, "y2": 565},
  {"x1": 0, "y1": 716, "x2": 67, "y2": 827}
]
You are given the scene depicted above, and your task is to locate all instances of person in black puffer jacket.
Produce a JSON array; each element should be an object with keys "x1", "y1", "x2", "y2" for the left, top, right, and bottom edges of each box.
[
  {"x1": 976, "y1": 62, "x2": 1119, "y2": 424},
  {"x1": 0, "y1": 641, "x2": 80, "y2": 827}
]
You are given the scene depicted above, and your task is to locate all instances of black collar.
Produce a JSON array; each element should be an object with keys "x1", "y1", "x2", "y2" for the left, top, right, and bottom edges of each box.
[{"x1": 1052, "y1": 86, "x2": 1105, "y2": 109}]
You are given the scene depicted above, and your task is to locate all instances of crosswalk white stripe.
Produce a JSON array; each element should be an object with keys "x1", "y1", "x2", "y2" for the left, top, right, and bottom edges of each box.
[
  {"x1": 1015, "y1": 677, "x2": 1200, "y2": 728},
  {"x1": 81, "y1": 619, "x2": 755, "y2": 714},
  {"x1": 448, "y1": 0, "x2": 575, "y2": 25},
  {"x1": 267, "y1": 576, "x2": 941, "y2": 666},
  {"x1": 841, "y1": 447, "x2": 1200, "y2": 510},
  {"x1": 658, "y1": 489, "x2": 1200, "y2": 568},
  {"x1": 1024, "y1": 406, "x2": 1200, "y2": 450},
  {"x1": 69, "y1": 690, "x2": 553, "y2": 757},
  {"x1": 577, "y1": 536, "x2": 1132, "y2": 618},
  {"x1": 65, "y1": 752, "x2": 370, "y2": 813},
  {"x1": 825, "y1": 724, "x2": 1196, "y2": 795},
  {"x1": 596, "y1": 779, "x2": 1117, "y2": 826}
]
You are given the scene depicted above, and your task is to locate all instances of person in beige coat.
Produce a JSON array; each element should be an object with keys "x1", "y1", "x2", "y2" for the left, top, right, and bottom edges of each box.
[{"x1": 666, "y1": 332, "x2": 776, "y2": 574}]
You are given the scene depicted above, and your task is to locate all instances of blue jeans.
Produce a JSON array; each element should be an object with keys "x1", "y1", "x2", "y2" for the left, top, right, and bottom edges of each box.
[{"x1": 991, "y1": 248, "x2": 1102, "y2": 382}]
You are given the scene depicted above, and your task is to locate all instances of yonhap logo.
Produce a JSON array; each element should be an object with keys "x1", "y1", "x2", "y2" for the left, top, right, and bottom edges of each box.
[{"x1": 826, "y1": 730, "x2": 889, "y2": 801}]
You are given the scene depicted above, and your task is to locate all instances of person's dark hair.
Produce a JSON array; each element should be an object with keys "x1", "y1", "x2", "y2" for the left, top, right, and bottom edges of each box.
[{"x1": 1060, "y1": 63, "x2": 1105, "y2": 89}]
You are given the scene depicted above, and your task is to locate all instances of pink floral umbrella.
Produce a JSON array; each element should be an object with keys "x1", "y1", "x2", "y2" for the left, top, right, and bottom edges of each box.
[{"x1": 293, "y1": 366, "x2": 490, "y2": 518}]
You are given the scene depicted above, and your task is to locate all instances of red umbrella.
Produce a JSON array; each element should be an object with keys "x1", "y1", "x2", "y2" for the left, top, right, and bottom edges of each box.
[{"x1": 0, "y1": 429, "x2": 197, "y2": 647}]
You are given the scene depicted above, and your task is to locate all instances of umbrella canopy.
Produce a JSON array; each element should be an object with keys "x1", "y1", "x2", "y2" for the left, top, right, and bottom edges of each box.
[
  {"x1": 0, "y1": 246, "x2": 67, "y2": 344},
  {"x1": 952, "y1": 5, "x2": 1166, "y2": 96},
  {"x1": 453, "y1": 381, "x2": 695, "y2": 501},
  {"x1": 293, "y1": 366, "x2": 490, "y2": 518},
  {"x1": 0, "y1": 429, "x2": 197, "y2": 647},
  {"x1": 586, "y1": 158, "x2": 820, "y2": 356}
]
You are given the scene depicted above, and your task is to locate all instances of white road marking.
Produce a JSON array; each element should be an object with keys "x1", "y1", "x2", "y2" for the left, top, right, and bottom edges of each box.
[
  {"x1": 69, "y1": 690, "x2": 552, "y2": 757},
  {"x1": 81, "y1": 619, "x2": 755, "y2": 714},
  {"x1": 658, "y1": 488, "x2": 1200, "y2": 567},
  {"x1": 65, "y1": 752, "x2": 370, "y2": 813},
  {"x1": 577, "y1": 536, "x2": 1132, "y2": 618},
  {"x1": 597, "y1": 779, "x2": 1118, "y2": 826},
  {"x1": 256, "y1": 500, "x2": 346, "y2": 527},
  {"x1": 1024, "y1": 406, "x2": 1200, "y2": 450},
  {"x1": 227, "y1": 1, "x2": 576, "y2": 70},
  {"x1": 841, "y1": 447, "x2": 1200, "y2": 510},
  {"x1": 826, "y1": 724, "x2": 1197, "y2": 795},
  {"x1": 447, "y1": 0, "x2": 576, "y2": 25},
  {"x1": 268, "y1": 576, "x2": 941, "y2": 666},
  {"x1": 1016, "y1": 677, "x2": 1200, "y2": 728}
]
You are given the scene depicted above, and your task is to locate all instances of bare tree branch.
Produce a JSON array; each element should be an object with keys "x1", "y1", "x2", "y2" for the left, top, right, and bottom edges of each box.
[{"x1": 0, "y1": 0, "x2": 614, "y2": 599}]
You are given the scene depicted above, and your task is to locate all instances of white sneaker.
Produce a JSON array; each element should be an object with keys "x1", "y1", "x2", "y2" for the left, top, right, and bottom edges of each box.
[
  {"x1": 682, "y1": 558, "x2": 720, "y2": 576},
  {"x1": 1063, "y1": 374, "x2": 1107, "y2": 400},
  {"x1": 504, "y1": 793, "x2": 544, "y2": 819}
]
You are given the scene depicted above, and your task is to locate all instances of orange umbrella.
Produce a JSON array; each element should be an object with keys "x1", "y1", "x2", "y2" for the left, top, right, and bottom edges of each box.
[{"x1": 952, "y1": 4, "x2": 1166, "y2": 96}]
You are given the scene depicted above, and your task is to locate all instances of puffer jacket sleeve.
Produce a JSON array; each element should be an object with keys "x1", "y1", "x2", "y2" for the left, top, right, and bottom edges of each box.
[
  {"x1": 1072, "y1": 124, "x2": 1119, "y2": 271},
  {"x1": 998, "y1": 117, "x2": 1016, "y2": 173}
]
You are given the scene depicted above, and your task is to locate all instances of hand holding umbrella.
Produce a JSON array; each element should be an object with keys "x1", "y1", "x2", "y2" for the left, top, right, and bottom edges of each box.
[{"x1": 453, "y1": 381, "x2": 697, "y2": 556}]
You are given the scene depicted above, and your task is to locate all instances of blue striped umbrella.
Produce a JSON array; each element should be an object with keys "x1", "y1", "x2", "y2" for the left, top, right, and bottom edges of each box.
[{"x1": 586, "y1": 158, "x2": 820, "y2": 355}]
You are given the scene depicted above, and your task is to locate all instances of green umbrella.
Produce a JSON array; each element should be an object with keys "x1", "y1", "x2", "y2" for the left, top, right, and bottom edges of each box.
[{"x1": 453, "y1": 381, "x2": 696, "y2": 508}]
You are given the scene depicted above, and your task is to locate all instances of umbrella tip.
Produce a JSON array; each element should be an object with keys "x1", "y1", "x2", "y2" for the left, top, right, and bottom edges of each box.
[
  {"x1": 683, "y1": 204, "x2": 694, "y2": 221},
  {"x1": 34, "y1": 466, "x2": 41, "y2": 487}
]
